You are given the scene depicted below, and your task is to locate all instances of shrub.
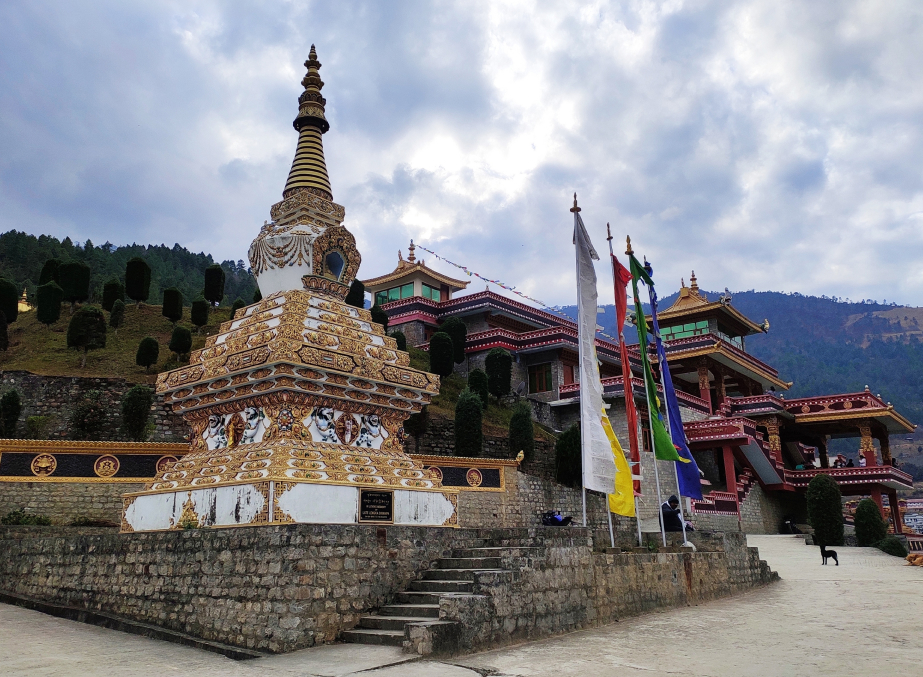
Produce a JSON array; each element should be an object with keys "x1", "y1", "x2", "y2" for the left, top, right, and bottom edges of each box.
[
  {"x1": 36, "y1": 281, "x2": 63, "y2": 326},
  {"x1": 370, "y1": 303, "x2": 389, "y2": 331},
  {"x1": 191, "y1": 299, "x2": 210, "y2": 333},
  {"x1": 0, "y1": 312, "x2": 7, "y2": 352},
  {"x1": 555, "y1": 423, "x2": 582, "y2": 488},
  {"x1": 136, "y1": 337, "x2": 159, "y2": 372},
  {"x1": 486, "y1": 348, "x2": 513, "y2": 399},
  {"x1": 428, "y1": 332, "x2": 454, "y2": 377},
  {"x1": 806, "y1": 473, "x2": 844, "y2": 547},
  {"x1": 125, "y1": 257, "x2": 151, "y2": 303},
  {"x1": 0, "y1": 277, "x2": 19, "y2": 323},
  {"x1": 252, "y1": 287, "x2": 262, "y2": 304},
  {"x1": 69, "y1": 391, "x2": 107, "y2": 440},
  {"x1": 389, "y1": 331, "x2": 407, "y2": 352},
  {"x1": 204, "y1": 264, "x2": 226, "y2": 306},
  {"x1": 67, "y1": 306, "x2": 107, "y2": 367},
  {"x1": 0, "y1": 389, "x2": 22, "y2": 438},
  {"x1": 169, "y1": 326, "x2": 192, "y2": 358},
  {"x1": 509, "y1": 401, "x2": 535, "y2": 462},
  {"x1": 403, "y1": 407, "x2": 428, "y2": 453},
  {"x1": 231, "y1": 297, "x2": 245, "y2": 316},
  {"x1": 162, "y1": 287, "x2": 183, "y2": 324},
  {"x1": 39, "y1": 258, "x2": 61, "y2": 285},
  {"x1": 24, "y1": 415, "x2": 52, "y2": 440},
  {"x1": 345, "y1": 279, "x2": 365, "y2": 308},
  {"x1": 122, "y1": 384, "x2": 153, "y2": 442},
  {"x1": 854, "y1": 498, "x2": 888, "y2": 546},
  {"x1": 440, "y1": 316, "x2": 468, "y2": 364},
  {"x1": 101, "y1": 278, "x2": 124, "y2": 312},
  {"x1": 1, "y1": 509, "x2": 51, "y2": 526},
  {"x1": 58, "y1": 261, "x2": 91, "y2": 308},
  {"x1": 109, "y1": 299, "x2": 125, "y2": 331},
  {"x1": 454, "y1": 389, "x2": 483, "y2": 457},
  {"x1": 468, "y1": 368, "x2": 489, "y2": 408},
  {"x1": 875, "y1": 535, "x2": 908, "y2": 558}
]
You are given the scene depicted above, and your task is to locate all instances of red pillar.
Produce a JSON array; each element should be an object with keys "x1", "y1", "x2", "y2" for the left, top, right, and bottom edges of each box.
[
  {"x1": 887, "y1": 490, "x2": 903, "y2": 534},
  {"x1": 871, "y1": 488, "x2": 885, "y2": 518},
  {"x1": 723, "y1": 445, "x2": 739, "y2": 506},
  {"x1": 697, "y1": 358, "x2": 712, "y2": 414}
]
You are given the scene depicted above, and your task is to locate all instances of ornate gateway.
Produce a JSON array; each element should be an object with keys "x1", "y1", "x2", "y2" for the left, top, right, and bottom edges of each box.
[{"x1": 122, "y1": 47, "x2": 457, "y2": 532}]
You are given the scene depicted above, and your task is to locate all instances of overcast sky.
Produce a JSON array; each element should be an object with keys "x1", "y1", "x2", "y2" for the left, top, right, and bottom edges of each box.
[{"x1": 1, "y1": 1, "x2": 922, "y2": 307}]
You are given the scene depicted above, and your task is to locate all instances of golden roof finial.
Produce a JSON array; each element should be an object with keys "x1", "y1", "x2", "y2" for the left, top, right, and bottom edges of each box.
[
  {"x1": 569, "y1": 193, "x2": 581, "y2": 213},
  {"x1": 681, "y1": 278, "x2": 686, "y2": 288},
  {"x1": 625, "y1": 235, "x2": 634, "y2": 256},
  {"x1": 407, "y1": 240, "x2": 416, "y2": 263},
  {"x1": 690, "y1": 270, "x2": 698, "y2": 292}
]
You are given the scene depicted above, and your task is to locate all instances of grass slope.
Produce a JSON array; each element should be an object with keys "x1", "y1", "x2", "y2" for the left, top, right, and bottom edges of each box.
[{"x1": 0, "y1": 304, "x2": 232, "y2": 384}]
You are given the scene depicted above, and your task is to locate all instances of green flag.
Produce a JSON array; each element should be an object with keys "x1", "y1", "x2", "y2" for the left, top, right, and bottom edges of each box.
[{"x1": 628, "y1": 253, "x2": 685, "y2": 463}]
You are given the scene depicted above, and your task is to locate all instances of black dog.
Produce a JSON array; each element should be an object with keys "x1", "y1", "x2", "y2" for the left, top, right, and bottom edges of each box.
[{"x1": 820, "y1": 544, "x2": 839, "y2": 566}]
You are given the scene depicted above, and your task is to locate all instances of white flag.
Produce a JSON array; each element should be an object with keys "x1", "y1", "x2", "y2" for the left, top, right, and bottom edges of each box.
[{"x1": 573, "y1": 210, "x2": 617, "y2": 494}]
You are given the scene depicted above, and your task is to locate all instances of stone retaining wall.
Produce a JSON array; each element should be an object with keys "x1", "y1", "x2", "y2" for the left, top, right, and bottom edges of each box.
[
  {"x1": 0, "y1": 525, "x2": 776, "y2": 656},
  {"x1": 0, "y1": 481, "x2": 145, "y2": 525}
]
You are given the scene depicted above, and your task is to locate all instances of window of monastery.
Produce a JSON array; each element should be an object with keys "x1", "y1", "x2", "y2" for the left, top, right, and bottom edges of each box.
[
  {"x1": 660, "y1": 320, "x2": 709, "y2": 341},
  {"x1": 422, "y1": 283, "x2": 441, "y2": 302},
  {"x1": 375, "y1": 283, "x2": 415, "y2": 306},
  {"x1": 528, "y1": 363, "x2": 553, "y2": 393}
]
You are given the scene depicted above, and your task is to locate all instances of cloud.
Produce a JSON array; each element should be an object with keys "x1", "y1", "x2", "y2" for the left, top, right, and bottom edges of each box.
[{"x1": 1, "y1": 0, "x2": 921, "y2": 306}]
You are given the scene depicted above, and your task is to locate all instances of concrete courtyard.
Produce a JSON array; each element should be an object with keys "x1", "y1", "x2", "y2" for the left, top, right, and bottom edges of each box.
[{"x1": 2, "y1": 535, "x2": 920, "y2": 676}]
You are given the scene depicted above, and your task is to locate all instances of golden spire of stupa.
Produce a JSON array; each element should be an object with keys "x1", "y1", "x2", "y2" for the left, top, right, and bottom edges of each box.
[{"x1": 283, "y1": 45, "x2": 333, "y2": 200}]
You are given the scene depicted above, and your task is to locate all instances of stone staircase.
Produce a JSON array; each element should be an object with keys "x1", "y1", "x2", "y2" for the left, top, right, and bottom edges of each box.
[{"x1": 342, "y1": 546, "x2": 515, "y2": 647}]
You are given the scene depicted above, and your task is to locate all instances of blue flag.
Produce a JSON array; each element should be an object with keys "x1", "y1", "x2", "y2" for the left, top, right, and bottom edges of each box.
[{"x1": 645, "y1": 263, "x2": 704, "y2": 500}]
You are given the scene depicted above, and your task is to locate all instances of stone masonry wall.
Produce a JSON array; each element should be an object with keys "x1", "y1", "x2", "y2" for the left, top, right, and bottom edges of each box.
[
  {"x1": 0, "y1": 371, "x2": 186, "y2": 442},
  {"x1": 0, "y1": 481, "x2": 145, "y2": 525}
]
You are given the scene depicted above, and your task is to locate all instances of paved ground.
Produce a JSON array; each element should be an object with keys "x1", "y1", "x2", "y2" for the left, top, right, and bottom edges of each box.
[{"x1": 2, "y1": 535, "x2": 921, "y2": 676}]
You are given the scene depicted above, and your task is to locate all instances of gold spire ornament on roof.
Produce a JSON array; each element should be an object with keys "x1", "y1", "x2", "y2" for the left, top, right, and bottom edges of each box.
[{"x1": 283, "y1": 44, "x2": 333, "y2": 200}]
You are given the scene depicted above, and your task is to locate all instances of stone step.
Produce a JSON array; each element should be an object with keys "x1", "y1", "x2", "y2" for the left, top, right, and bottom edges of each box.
[
  {"x1": 421, "y1": 568, "x2": 505, "y2": 581},
  {"x1": 408, "y1": 579, "x2": 474, "y2": 593},
  {"x1": 438, "y1": 557, "x2": 502, "y2": 569},
  {"x1": 379, "y1": 603, "x2": 440, "y2": 618},
  {"x1": 341, "y1": 628, "x2": 405, "y2": 647},
  {"x1": 451, "y1": 546, "x2": 538, "y2": 559},
  {"x1": 394, "y1": 591, "x2": 443, "y2": 605},
  {"x1": 358, "y1": 615, "x2": 432, "y2": 631}
]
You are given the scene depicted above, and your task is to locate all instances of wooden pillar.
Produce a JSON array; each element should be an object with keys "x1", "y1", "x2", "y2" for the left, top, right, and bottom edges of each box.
[
  {"x1": 887, "y1": 490, "x2": 903, "y2": 534},
  {"x1": 714, "y1": 366, "x2": 727, "y2": 408},
  {"x1": 871, "y1": 488, "x2": 885, "y2": 517},
  {"x1": 878, "y1": 433, "x2": 893, "y2": 466},
  {"x1": 817, "y1": 437, "x2": 830, "y2": 469},
  {"x1": 858, "y1": 421, "x2": 877, "y2": 466},
  {"x1": 697, "y1": 358, "x2": 712, "y2": 414}
]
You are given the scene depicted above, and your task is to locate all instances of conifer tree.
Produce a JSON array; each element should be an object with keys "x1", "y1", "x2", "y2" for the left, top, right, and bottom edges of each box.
[
  {"x1": 485, "y1": 348, "x2": 513, "y2": 399},
  {"x1": 125, "y1": 257, "x2": 151, "y2": 304},
  {"x1": 0, "y1": 389, "x2": 21, "y2": 438},
  {"x1": 468, "y1": 368, "x2": 489, "y2": 408},
  {"x1": 36, "y1": 282, "x2": 63, "y2": 327},
  {"x1": 161, "y1": 288, "x2": 183, "y2": 325},
  {"x1": 231, "y1": 297, "x2": 245, "y2": 316},
  {"x1": 191, "y1": 299, "x2": 210, "y2": 334},
  {"x1": 555, "y1": 424, "x2": 581, "y2": 488},
  {"x1": 58, "y1": 261, "x2": 91, "y2": 309},
  {"x1": 454, "y1": 389, "x2": 483, "y2": 457},
  {"x1": 389, "y1": 331, "x2": 407, "y2": 352},
  {"x1": 38, "y1": 258, "x2": 61, "y2": 285},
  {"x1": 67, "y1": 306, "x2": 107, "y2": 367},
  {"x1": 806, "y1": 473, "x2": 844, "y2": 547},
  {"x1": 0, "y1": 278, "x2": 19, "y2": 324},
  {"x1": 370, "y1": 303, "x2": 389, "y2": 331},
  {"x1": 101, "y1": 278, "x2": 124, "y2": 312},
  {"x1": 0, "y1": 312, "x2": 7, "y2": 352},
  {"x1": 440, "y1": 316, "x2": 467, "y2": 364},
  {"x1": 122, "y1": 385, "x2": 153, "y2": 442},
  {"x1": 204, "y1": 264, "x2": 226, "y2": 307},
  {"x1": 136, "y1": 337, "x2": 159, "y2": 373},
  {"x1": 508, "y1": 401, "x2": 535, "y2": 462},
  {"x1": 345, "y1": 280, "x2": 365, "y2": 308},
  {"x1": 169, "y1": 326, "x2": 192, "y2": 360},
  {"x1": 429, "y1": 332, "x2": 454, "y2": 377},
  {"x1": 109, "y1": 299, "x2": 125, "y2": 332}
]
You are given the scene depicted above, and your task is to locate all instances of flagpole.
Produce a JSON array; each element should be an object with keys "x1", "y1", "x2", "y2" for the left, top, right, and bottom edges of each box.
[
  {"x1": 607, "y1": 505, "x2": 615, "y2": 549},
  {"x1": 572, "y1": 195, "x2": 588, "y2": 530}
]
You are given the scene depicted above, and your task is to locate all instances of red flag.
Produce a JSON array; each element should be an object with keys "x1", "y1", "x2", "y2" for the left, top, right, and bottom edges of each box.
[{"x1": 612, "y1": 252, "x2": 642, "y2": 494}]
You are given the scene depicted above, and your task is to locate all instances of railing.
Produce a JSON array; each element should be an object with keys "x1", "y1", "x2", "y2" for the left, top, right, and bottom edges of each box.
[{"x1": 783, "y1": 465, "x2": 913, "y2": 490}]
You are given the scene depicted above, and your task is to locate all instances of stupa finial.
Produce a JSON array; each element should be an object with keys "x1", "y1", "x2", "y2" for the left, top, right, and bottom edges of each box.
[
  {"x1": 690, "y1": 270, "x2": 698, "y2": 292},
  {"x1": 407, "y1": 239, "x2": 416, "y2": 263},
  {"x1": 283, "y1": 45, "x2": 332, "y2": 200}
]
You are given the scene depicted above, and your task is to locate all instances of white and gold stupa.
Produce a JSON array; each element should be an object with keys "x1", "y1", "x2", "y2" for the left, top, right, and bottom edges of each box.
[{"x1": 122, "y1": 47, "x2": 456, "y2": 532}]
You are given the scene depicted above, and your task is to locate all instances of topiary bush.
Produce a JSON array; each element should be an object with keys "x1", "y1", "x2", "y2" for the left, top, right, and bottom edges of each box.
[
  {"x1": 125, "y1": 257, "x2": 151, "y2": 303},
  {"x1": 204, "y1": 264, "x2": 226, "y2": 306},
  {"x1": 468, "y1": 368, "x2": 489, "y2": 408},
  {"x1": 875, "y1": 535, "x2": 908, "y2": 558},
  {"x1": 67, "y1": 306, "x2": 107, "y2": 367},
  {"x1": 109, "y1": 299, "x2": 125, "y2": 331},
  {"x1": 231, "y1": 297, "x2": 245, "y2": 316},
  {"x1": 345, "y1": 279, "x2": 365, "y2": 308},
  {"x1": 429, "y1": 332, "x2": 454, "y2": 377},
  {"x1": 854, "y1": 498, "x2": 889, "y2": 546},
  {"x1": 555, "y1": 423, "x2": 581, "y2": 488},
  {"x1": 0, "y1": 277, "x2": 19, "y2": 324},
  {"x1": 162, "y1": 287, "x2": 183, "y2": 324},
  {"x1": 58, "y1": 261, "x2": 91, "y2": 309},
  {"x1": 69, "y1": 390, "x2": 107, "y2": 440},
  {"x1": 454, "y1": 389, "x2": 483, "y2": 457},
  {"x1": 1, "y1": 509, "x2": 51, "y2": 526},
  {"x1": 508, "y1": 400, "x2": 535, "y2": 462},
  {"x1": 486, "y1": 347, "x2": 513, "y2": 400},
  {"x1": 101, "y1": 278, "x2": 124, "y2": 312},
  {"x1": 136, "y1": 337, "x2": 159, "y2": 372},
  {"x1": 403, "y1": 407, "x2": 428, "y2": 454},
  {"x1": 0, "y1": 312, "x2": 7, "y2": 352},
  {"x1": 806, "y1": 473, "x2": 844, "y2": 547},
  {"x1": 440, "y1": 316, "x2": 468, "y2": 364},
  {"x1": 389, "y1": 331, "x2": 407, "y2": 352},
  {"x1": 370, "y1": 303, "x2": 389, "y2": 331},
  {"x1": 191, "y1": 299, "x2": 209, "y2": 333},
  {"x1": 39, "y1": 258, "x2": 61, "y2": 285},
  {"x1": 169, "y1": 326, "x2": 192, "y2": 359},
  {"x1": 36, "y1": 281, "x2": 63, "y2": 327},
  {"x1": 122, "y1": 384, "x2": 153, "y2": 442},
  {"x1": 0, "y1": 389, "x2": 22, "y2": 439}
]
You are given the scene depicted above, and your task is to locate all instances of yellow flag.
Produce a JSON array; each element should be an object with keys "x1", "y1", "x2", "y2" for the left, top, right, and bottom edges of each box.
[{"x1": 601, "y1": 409, "x2": 636, "y2": 517}]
